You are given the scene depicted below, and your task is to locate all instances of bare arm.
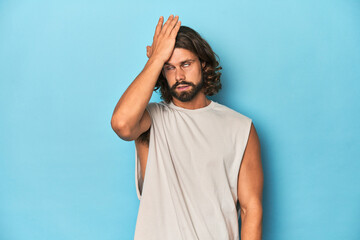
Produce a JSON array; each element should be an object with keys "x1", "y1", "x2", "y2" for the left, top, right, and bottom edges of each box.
[
  {"x1": 110, "y1": 56, "x2": 163, "y2": 141},
  {"x1": 110, "y1": 15, "x2": 181, "y2": 141},
  {"x1": 237, "y1": 123, "x2": 264, "y2": 240}
]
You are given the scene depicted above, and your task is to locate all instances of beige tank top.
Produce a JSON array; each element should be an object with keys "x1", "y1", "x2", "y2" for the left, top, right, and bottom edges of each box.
[{"x1": 134, "y1": 100, "x2": 252, "y2": 240}]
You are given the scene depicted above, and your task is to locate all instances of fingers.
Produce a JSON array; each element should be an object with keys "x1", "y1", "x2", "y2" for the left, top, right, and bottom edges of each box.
[
  {"x1": 161, "y1": 15, "x2": 178, "y2": 36},
  {"x1": 153, "y1": 14, "x2": 180, "y2": 39},
  {"x1": 165, "y1": 15, "x2": 179, "y2": 36},
  {"x1": 153, "y1": 16, "x2": 163, "y2": 40},
  {"x1": 170, "y1": 19, "x2": 181, "y2": 38},
  {"x1": 160, "y1": 15, "x2": 174, "y2": 35}
]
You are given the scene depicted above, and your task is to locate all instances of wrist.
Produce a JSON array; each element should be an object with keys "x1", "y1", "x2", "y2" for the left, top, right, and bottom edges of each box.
[
  {"x1": 145, "y1": 56, "x2": 165, "y2": 72},
  {"x1": 148, "y1": 55, "x2": 166, "y2": 66}
]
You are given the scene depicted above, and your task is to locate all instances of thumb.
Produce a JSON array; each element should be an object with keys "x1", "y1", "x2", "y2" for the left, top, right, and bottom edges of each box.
[{"x1": 146, "y1": 46, "x2": 150, "y2": 58}]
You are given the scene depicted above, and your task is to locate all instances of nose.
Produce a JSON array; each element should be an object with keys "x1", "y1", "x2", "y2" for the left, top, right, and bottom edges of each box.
[{"x1": 175, "y1": 67, "x2": 185, "y2": 82}]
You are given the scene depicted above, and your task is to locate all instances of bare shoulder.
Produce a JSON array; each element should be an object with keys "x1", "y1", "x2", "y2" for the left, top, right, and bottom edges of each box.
[
  {"x1": 247, "y1": 122, "x2": 261, "y2": 153},
  {"x1": 241, "y1": 122, "x2": 262, "y2": 174},
  {"x1": 237, "y1": 122, "x2": 263, "y2": 210}
]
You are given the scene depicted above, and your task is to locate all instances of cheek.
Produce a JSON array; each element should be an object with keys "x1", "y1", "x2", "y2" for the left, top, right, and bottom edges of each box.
[
  {"x1": 163, "y1": 70, "x2": 173, "y2": 79},
  {"x1": 188, "y1": 68, "x2": 202, "y2": 79},
  {"x1": 163, "y1": 72, "x2": 175, "y2": 87}
]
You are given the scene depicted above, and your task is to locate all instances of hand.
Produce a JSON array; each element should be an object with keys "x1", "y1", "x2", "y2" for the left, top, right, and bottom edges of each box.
[{"x1": 146, "y1": 15, "x2": 181, "y2": 63}]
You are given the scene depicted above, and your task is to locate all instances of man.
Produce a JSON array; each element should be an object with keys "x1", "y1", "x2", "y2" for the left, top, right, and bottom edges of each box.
[{"x1": 111, "y1": 15, "x2": 263, "y2": 240}]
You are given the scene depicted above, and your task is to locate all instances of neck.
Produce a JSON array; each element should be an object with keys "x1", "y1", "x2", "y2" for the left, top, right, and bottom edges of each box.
[{"x1": 171, "y1": 95, "x2": 210, "y2": 110}]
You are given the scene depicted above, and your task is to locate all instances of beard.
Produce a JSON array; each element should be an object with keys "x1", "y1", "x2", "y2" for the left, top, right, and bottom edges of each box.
[
  {"x1": 169, "y1": 72, "x2": 204, "y2": 102},
  {"x1": 169, "y1": 80, "x2": 204, "y2": 102}
]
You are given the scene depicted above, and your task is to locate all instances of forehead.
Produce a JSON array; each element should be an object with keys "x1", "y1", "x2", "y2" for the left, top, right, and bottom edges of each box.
[{"x1": 165, "y1": 48, "x2": 198, "y2": 65}]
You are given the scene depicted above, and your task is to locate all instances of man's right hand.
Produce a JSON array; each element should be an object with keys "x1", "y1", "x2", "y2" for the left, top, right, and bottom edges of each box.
[{"x1": 146, "y1": 15, "x2": 181, "y2": 62}]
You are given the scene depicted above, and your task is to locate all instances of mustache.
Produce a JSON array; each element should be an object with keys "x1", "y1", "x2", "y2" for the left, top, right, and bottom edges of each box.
[{"x1": 174, "y1": 82, "x2": 193, "y2": 88}]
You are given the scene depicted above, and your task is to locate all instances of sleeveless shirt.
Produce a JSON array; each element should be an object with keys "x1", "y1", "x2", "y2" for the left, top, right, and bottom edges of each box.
[{"x1": 134, "y1": 100, "x2": 252, "y2": 240}]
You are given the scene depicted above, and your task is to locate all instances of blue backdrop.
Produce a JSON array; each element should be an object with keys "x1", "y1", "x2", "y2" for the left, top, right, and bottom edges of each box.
[{"x1": 0, "y1": 0, "x2": 359, "y2": 239}]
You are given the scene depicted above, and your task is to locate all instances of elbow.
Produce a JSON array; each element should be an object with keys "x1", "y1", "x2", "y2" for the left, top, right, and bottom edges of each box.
[
  {"x1": 111, "y1": 117, "x2": 134, "y2": 141},
  {"x1": 240, "y1": 200, "x2": 263, "y2": 216},
  {"x1": 240, "y1": 198, "x2": 263, "y2": 214}
]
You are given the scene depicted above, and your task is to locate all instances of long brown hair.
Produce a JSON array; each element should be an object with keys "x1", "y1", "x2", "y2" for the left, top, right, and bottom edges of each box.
[{"x1": 154, "y1": 26, "x2": 222, "y2": 103}]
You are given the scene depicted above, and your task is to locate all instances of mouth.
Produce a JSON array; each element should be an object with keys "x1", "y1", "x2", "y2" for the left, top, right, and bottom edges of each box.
[{"x1": 177, "y1": 84, "x2": 190, "y2": 91}]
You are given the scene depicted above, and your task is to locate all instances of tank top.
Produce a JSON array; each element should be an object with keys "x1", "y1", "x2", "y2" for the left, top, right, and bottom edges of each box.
[{"x1": 134, "y1": 100, "x2": 252, "y2": 240}]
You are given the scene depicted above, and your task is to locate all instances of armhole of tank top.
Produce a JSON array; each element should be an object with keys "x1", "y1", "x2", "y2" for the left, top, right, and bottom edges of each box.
[
  {"x1": 135, "y1": 146, "x2": 143, "y2": 200},
  {"x1": 135, "y1": 104, "x2": 155, "y2": 201},
  {"x1": 237, "y1": 117, "x2": 253, "y2": 220},
  {"x1": 145, "y1": 103, "x2": 155, "y2": 124}
]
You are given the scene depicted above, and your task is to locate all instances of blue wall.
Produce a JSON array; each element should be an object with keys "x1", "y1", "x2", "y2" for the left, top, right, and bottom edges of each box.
[{"x1": 0, "y1": 0, "x2": 359, "y2": 239}]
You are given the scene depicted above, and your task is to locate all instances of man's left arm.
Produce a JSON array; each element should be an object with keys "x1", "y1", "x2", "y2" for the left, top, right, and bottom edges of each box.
[{"x1": 237, "y1": 122, "x2": 264, "y2": 240}]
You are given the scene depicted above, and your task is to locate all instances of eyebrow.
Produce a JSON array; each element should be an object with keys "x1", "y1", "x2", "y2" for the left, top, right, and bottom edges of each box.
[{"x1": 164, "y1": 58, "x2": 196, "y2": 66}]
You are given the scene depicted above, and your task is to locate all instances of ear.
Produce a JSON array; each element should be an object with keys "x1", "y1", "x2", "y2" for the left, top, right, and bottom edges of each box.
[{"x1": 201, "y1": 61, "x2": 206, "y2": 69}]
